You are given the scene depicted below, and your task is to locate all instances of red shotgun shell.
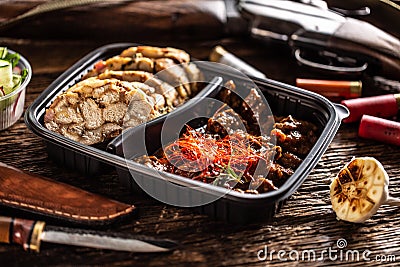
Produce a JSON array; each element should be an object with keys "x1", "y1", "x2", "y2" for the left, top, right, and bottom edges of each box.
[
  {"x1": 296, "y1": 79, "x2": 362, "y2": 101},
  {"x1": 359, "y1": 115, "x2": 400, "y2": 146},
  {"x1": 341, "y1": 94, "x2": 400, "y2": 123}
]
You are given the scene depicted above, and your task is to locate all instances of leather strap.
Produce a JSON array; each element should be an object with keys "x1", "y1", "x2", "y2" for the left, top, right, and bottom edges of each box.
[{"x1": 0, "y1": 162, "x2": 135, "y2": 226}]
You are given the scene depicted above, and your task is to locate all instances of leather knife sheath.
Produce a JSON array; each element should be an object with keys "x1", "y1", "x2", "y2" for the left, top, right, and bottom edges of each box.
[{"x1": 0, "y1": 162, "x2": 135, "y2": 226}]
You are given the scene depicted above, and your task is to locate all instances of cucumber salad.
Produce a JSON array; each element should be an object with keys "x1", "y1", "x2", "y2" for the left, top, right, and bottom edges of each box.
[{"x1": 0, "y1": 47, "x2": 28, "y2": 97}]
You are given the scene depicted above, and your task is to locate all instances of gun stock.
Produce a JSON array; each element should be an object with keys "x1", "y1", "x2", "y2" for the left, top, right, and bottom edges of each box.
[{"x1": 0, "y1": 0, "x2": 227, "y2": 41}]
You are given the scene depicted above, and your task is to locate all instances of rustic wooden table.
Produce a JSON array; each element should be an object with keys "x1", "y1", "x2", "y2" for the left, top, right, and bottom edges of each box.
[{"x1": 1, "y1": 17, "x2": 400, "y2": 267}]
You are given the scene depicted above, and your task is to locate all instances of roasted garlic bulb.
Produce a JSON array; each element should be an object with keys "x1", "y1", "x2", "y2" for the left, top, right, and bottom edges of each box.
[{"x1": 330, "y1": 157, "x2": 400, "y2": 223}]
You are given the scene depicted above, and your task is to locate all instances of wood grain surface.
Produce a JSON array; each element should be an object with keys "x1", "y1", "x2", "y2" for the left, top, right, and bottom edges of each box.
[
  {"x1": 0, "y1": 0, "x2": 226, "y2": 41},
  {"x1": 0, "y1": 16, "x2": 400, "y2": 267}
]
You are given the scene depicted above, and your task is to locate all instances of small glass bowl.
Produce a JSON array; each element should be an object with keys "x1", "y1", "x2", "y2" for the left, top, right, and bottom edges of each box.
[{"x1": 0, "y1": 49, "x2": 32, "y2": 130}]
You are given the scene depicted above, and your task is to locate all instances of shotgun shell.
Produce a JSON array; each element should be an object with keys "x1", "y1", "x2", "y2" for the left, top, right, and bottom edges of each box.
[
  {"x1": 296, "y1": 79, "x2": 362, "y2": 101},
  {"x1": 341, "y1": 94, "x2": 400, "y2": 123},
  {"x1": 359, "y1": 115, "x2": 400, "y2": 146},
  {"x1": 209, "y1": 46, "x2": 267, "y2": 79}
]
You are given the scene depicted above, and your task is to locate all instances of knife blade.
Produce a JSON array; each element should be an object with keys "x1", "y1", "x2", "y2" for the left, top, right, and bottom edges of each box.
[{"x1": 0, "y1": 216, "x2": 178, "y2": 253}]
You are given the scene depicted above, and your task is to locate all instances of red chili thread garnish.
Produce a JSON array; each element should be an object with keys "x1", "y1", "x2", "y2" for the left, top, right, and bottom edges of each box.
[{"x1": 160, "y1": 127, "x2": 273, "y2": 184}]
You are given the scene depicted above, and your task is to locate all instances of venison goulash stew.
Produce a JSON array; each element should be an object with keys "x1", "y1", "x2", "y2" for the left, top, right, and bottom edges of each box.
[{"x1": 136, "y1": 82, "x2": 319, "y2": 194}]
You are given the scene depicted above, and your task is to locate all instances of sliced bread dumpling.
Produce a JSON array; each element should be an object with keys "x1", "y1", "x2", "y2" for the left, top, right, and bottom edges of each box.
[
  {"x1": 154, "y1": 58, "x2": 191, "y2": 99},
  {"x1": 82, "y1": 56, "x2": 154, "y2": 79},
  {"x1": 120, "y1": 46, "x2": 190, "y2": 63},
  {"x1": 44, "y1": 77, "x2": 159, "y2": 145},
  {"x1": 96, "y1": 70, "x2": 179, "y2": 108},
  {"x1": 183, "y1": 62, "x2": 205, "y2": 95}
]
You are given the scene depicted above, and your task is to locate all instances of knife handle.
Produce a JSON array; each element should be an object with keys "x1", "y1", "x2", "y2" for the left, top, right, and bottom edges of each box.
[{"x1": 0, "y1": 216, "x2": 46, "y2": 252}]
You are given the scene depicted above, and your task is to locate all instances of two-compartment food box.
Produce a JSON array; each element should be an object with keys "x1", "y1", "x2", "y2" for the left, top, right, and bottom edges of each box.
[{"x1": 25, "y1": 43, "x2": 348, "y2": 224}]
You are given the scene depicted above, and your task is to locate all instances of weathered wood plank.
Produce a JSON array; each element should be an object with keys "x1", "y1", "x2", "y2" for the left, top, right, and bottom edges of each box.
[
  {"x1": 0, "y1": 0, "x2": 226, "y2": 41},
  {"x1": 0, "y1": 37, "x2": 399, "y2": 267}
]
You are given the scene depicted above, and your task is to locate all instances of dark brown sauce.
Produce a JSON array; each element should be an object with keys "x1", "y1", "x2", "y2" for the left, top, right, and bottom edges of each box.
[{"x1": 135, "y1": 86, "x2": 319, "y2": 194}]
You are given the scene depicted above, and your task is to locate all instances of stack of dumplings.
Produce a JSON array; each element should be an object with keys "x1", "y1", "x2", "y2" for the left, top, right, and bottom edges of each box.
[{"x1": 44, "y1": 46, "x2": 203, "y2": 145}]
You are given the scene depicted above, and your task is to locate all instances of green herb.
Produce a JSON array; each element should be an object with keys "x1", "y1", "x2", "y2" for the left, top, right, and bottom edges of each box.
[
  {"x1": 0, "y1": 47, "x2": 28, "y2": 97},
  {"x1": 21, "y1": 68, "x2": 28, "y2": 80},
  {"x1": 212, "y1": 163, "x2": 244, "y2": 187},
  {"x1": 225, "y1": 163, "x2": 243, "y2": 184},
  {"x1": 3, "y1": 52, "x2": 20, "y2": 68}
]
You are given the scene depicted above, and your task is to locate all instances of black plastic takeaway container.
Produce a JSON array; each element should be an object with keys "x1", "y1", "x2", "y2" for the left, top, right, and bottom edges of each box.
[
  {"x1": 106, "y1": 63, "x2": 349, "y2": 224},
  {"x1": 25, "y1": 43, "x2": 349, "y2": 224}
]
